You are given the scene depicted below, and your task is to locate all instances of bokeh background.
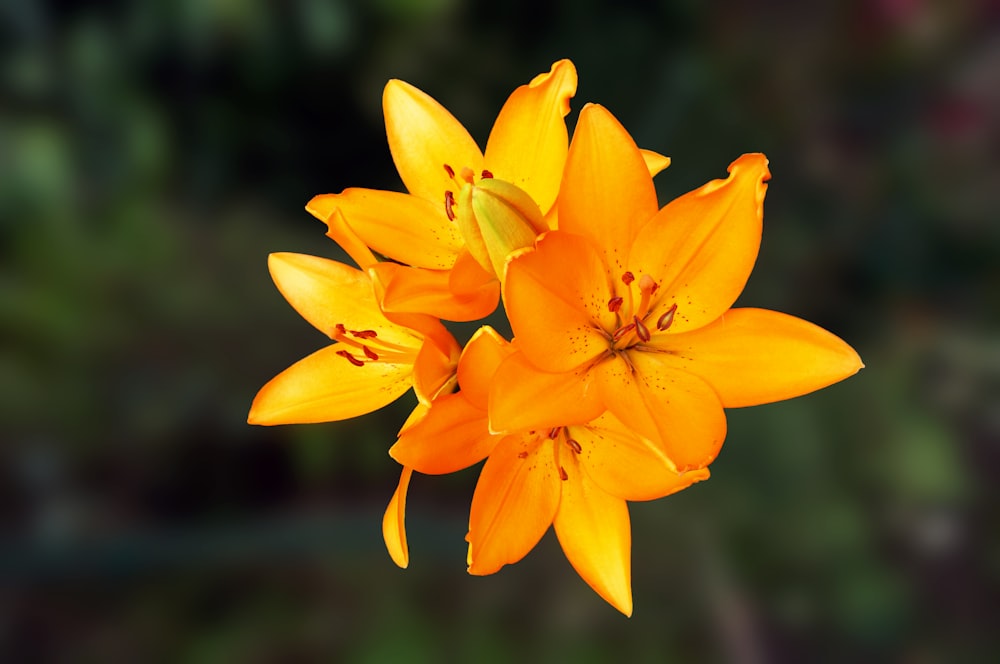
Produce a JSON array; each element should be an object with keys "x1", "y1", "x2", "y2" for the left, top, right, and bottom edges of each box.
[{"x1": 3, "y1": 0, "x2": 998, "y2": 661}]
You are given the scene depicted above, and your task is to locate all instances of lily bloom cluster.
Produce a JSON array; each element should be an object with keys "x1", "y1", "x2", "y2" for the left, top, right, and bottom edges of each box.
[{"x1": 248, "y1": 60, "x2": 863, "y2": 615}]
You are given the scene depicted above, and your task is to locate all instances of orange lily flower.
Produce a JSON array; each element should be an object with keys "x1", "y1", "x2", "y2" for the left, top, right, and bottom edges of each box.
[
  {"x1": 306, "y1": 60, "x2": 580, "y2": 321},
  {"x1": 494, "y1": 104, "x2": 864, "y2": 472},
  {"x1": 390, "y1": 326, "x2": 709, "y2": 615}
]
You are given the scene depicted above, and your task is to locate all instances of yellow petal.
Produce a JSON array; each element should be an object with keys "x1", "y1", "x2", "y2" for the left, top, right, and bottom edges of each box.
[
  {"x1": 247, "y1": 343, "x2": 413, "y2": 425},
  {"x1": 456, "y1": 326, "x2": 513, "y2": 409},
  {"x1": 467, "y1": 434, "x2": 560, "y2": 575},
  {"x1": 488, "y1": 350, "x2": 604, "y2": 435},
  {"x1": 390, "y1": 392, "x2": 495, "y2": 474},
  {"x1": 383, "y1": 79, "x2": 484, "y2": 204},
  {"x1": 311, "y1": 206, "x2": 377, "y2": 270},
  {"x1": 558, "y1": 104, "x2": 658, "y2": 272},
  {"x1": 307, "y1": 189, "x2": 462, "y2": 270},
  {"x1": 268, "y1": 252, "x2": 417, "y2": 347},
  {"x1": 371, "y1": 261, "x2": 499, "y2": 323},
  {"x1": 640, "y1": 149, "x2": 671, "y2": 177},
  {"x1": 383, "y1": 466, "x2": 412, "y2": 568},
  {"x1": 553, "y1": 452, "x2": 633, "y2": 616},
  {"x1": 484, "y1": 59, "x2": 577, "y2": 214},
  {"x1": 573, "y1": 412, "x2": 712, "y2": 501},
  {"x1": 503, "y1": 232, "x2": 615, "y2": 372},
  {"x1": 651, "y1": 307, "x2": 864, "y2": 407},
  {"x1": 595, "y1": 353, "x2": 726, "y2": 472},
  {"x1": 629, "y1": 153, "x2": 770, "y2": 333}
]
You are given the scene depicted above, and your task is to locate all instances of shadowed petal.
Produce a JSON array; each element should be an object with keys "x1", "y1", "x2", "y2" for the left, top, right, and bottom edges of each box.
[
  {"x1": 390, "y1": 392, "x2": 495, "y2": 474},
  {"x1": 651, "y1": 307, "x2": 864, "y2": 407},
  {"x1": 248, "y1": 343, "x2": 413, "y2": 425},
  {"x1": 312, "y1": 206, "x2": 377, "y2": 270},
  {"x1": 383, "y1": 79, "x2": 484, "y2": 204},
  {"x1": 457, "y1": 326, "x2": 513, "y2": 409},
  {"x1": 371, "y1": 262, "x2": 499, "y2": 322},
  {"x1": 383, "y1": 467, "x2": 412, "y2": 568},
  {"x1": 554, "y1": 452, "x2": 633, "y2": 616},
  {"x1": 484, "y1": 59, "x2": 577, "y2": 214},
  {"x1": 467, "y1": 435, "x2": 560, "y2": 575},
  {"x1": 630, "y1": 153, "x2": 770, "y2": 333}
]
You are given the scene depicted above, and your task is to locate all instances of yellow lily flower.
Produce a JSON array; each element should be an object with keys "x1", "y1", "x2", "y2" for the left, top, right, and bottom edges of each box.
[
  {"x1": 306, "y1": 60, "x2": 580, "y2": 321},
  {"x1": 494, "y1": 104, "x2": 864, "y2": 472},
  {"x1": 389, "y1": 326, "x2": 708, "y2": 616}
]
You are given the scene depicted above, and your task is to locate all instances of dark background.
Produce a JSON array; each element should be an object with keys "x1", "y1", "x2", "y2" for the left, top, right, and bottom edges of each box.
[{"x1": 3, "y1": 0, "x2": 998, "y2": 661}]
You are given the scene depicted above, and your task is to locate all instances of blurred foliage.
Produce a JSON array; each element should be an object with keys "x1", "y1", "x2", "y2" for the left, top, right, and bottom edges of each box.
[{"x1": 2, "y1": 0, "x2": 999, "y2": 661}]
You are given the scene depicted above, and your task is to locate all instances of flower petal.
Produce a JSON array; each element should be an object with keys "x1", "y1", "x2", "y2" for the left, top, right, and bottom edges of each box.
[
  {"x1": 248, "y1": 343, "x2": 413, "y2": 425},
  {"x1": 651, "y1": 307, "x2": 864, "y2": 407},
  {"x1": 307, "y1": 189, "x2": 462, "y2": 270},
  {"x1": 457, "y1": 326, "x2": 513, "y2": 409},
  {"x1": 311, "y1": 206, "x2": 377, "y2": 270},
  {"x1": 573, "y1": 412, "x2": 712, "y2": 501},
  {"x1": 558, "y1": 104, "x2": 658, "y2": 272},
  {"x1": 412, "y1": 333, "x2": 459, "y2": 406},
  {"x1": 484, "y1": 59, "x2": 577, "y2": 214},
  {"x1": 390, "y1": 392, "x2": 495, "y2": 474},
  {"x1": 595, "y1": 353, "x2": 726, "y2": 472},
  {"x1": 629, "y1": 153, "x2": 770, "y2": 333},
  {"x1": 640, "y1": 149, "x2": 671, "y2": 177},
  {"x1": 383, "y1": 467, "x2": 412, "y2": 568},
  {"x1": 467, "y1": 434, "x2": 560, "y2": 575},
  {"x1": 488, "y1": 350, "x2": 604, "y2": 435},
  {"x1": 383, "y1": 79, "x2": 484, "y2": 204},
  {"x1": 503, "y1": 231, "x2": 615, "y2": 372},
  {"x1": 371, "y1": 261, "x2": 499, "y2": 322},
  {"x1": 553, "y1": 452, "x2": 633, "y2": 616}
]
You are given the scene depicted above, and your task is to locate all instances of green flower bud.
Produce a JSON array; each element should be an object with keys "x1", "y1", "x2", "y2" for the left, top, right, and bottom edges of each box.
[{"x1": 456, "y1": 178, "x2": 547, "y2": 279}]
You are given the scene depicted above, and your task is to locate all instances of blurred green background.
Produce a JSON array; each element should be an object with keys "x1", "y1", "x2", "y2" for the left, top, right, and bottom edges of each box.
[{"x1": 3, "y1": 0, "x2": 998, "y2": 661}]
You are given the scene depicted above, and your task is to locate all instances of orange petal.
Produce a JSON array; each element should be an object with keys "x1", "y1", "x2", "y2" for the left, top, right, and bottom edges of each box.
[
  {"x1": 383, "y1": 466, "x2": 412, "y2": 568},
  {"x1": 595, "y1": 353, "x2": 726, "y2": 472},
  {"x1": 553, "y1": 452, "x2": 633, "y2": 616},
  {"x1": 558, "y1": 104, "x2": 658, "y2": 271},
  {"x1": 268, "y1": 252, "x2": 418, "y2": 347},
  {"x1": 640, "y1": 149, "x2": 671, "y2": 177},
  {"x1": 311, "y1": 206, "x2": 377, "y2": 270},
  {"x1": 629, "y1": 153, "x2": 770, "y2": 333},
  {"x1": 390, "y1": 392, "x2": 495, "y2": 474},
  {"x1": 383, "y1": 79, "x2": 484, "y2": 204},
  {"x1": 307, "y1": 190, "x2": 462, "y2": 270},
  {"x1": 573, "y1": 412, "x2": 712, "y2": 501},
  {"x1": 247, "y1": 343, "x2": 413, "y2": 425},
  {"x1": 467, "y1": 434, "x2": 560, "y2": 575},
  {"x1": 651, "y1": 307, "x2": 864, "y2": 407},
  {"x1": 371, "y1": 261, "x2": 499, "y2": 322},
  {"x1": 412, "y1": 333, "x2": 459, "y2": 406},
  {"x1": 484, "y1": 59, "x2": 577, "y2": 214},
  {"x1": 488, "y1": 350, "x2": 604, "y2": 434},
  {"x1": 503, "y1": 231, "x2": 615, "y2": 372},
  {"x1": 456, "y1": 326, "x2": 513, "y2": 409}
]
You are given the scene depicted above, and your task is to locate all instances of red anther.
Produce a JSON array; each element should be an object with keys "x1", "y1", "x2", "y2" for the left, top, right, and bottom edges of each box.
[
  {"x1": 621, "y1": 271, "x2": 635, "y2": 285},
  {"x1": 517, "y1": 451, "x2": 528, "y2": 459},
  {"x1": 481, "y1": 169, "x2": 493, "y2": 179},
  {"x1": 335, "y1": 323, "x2": 347, "y2": 336},
  {"x1": 634, "y1": 315, "x2": 651, "y2": 342},
  {"x1": 363, "y1": 346, "x2": 379, "y2": 361},
  {"x1": 608, "y1": 296, "x2": 624, "y2": 313},
  {"x1": 638, "y1": 274, "x2": 657, "y2": 293},
  {"x1": 350, "y1": 329, "x2": 378, "y2": 339},
  {"x1": 612, "y1": 322, "x2": 636, "y2": 342},
  {"x1": 444, "y1": 190, "x2": 456, "y2": 220},
  {"x1": 443, "y1": 164, "x2": 455, "y2": 178},
  {"x1": 547, "y1": 427, "x2": 561, "y2": 439},
  {"x1": 657, "y1": 303, "x2": 678, "y2": 331},
  {"x1": 558, "y1": 466, "x2": 568, "y2": 481},
  {"x1": 336, "y1": 350, "x2": 365, "y2": 367},
  {"x1": 566, "y1": 438, "x2": 582, "y2": 454}
]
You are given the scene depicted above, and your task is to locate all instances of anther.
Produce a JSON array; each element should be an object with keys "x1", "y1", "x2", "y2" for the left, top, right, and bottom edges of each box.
[
  {"x1": 566, "y1": 439, "x2": 582, "y2": 454},
  {"x1": 612, "y1": 322, "x2": 636, "y2": 342},
  {"x1": 363, "y1": 346, "x2": 379, "y2": 361},
  {"x1": 481, "y1": 169, "x2": 493, "y2": 179},
  {"x1": 547, "y1": 427, "x2": 561, "y2": 439},
  {"x1": 608, "y1": 296, "x2": 623, "y2": 313},
  {"x1": 444, "y1": 190, "x2": 456, "y2": 221},
  {"x1": 621, "y1": 271, "x2": 635, "y2": 285},
  {"x1": 558, "y1": 466, "x2": 568, "y2": 481},
  {"x1": 336, "y1": 350, "x2": 365, "y2": 367},
  {"x1": 350, "y1": 329, "x2": 378, "y2": 339},
  {"x1": 657, "y1": 303, "x2": 678, "y2": 331},
  {"x1": 634, "y1": 315, "x2": 651, "y2": 342},
  {"x1": 443, "y1": 164, "x2": 455, "y2": 179}
]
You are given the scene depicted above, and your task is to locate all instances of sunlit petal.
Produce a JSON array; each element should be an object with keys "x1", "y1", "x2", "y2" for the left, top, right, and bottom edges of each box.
[
  {"x1": 630, "y1": 153, "x2": 770, "y2": 332},
  {"x1": 383, "y1": 466, "x2": 412, "y2": 568},
  {"x1": 312, "y1": 206, "x2": 377, "y2": 270},
  {"x1": 640, "y1": 149, "x2": 671, "y2": 177},
  {"x1": 553, "y1": 453, "x2": 633, "y2": 616},
  {"x1": 390, "y1": 392, "x2": 496, "y2": 474},
  {"x1": 383, "y1": 79, "x2": 484, "y2": 204},
  {"x1": 484, "y1": 59, "x2": 577, "y2": 214}
]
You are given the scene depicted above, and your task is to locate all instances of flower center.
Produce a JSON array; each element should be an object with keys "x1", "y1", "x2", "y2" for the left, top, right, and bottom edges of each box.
[
  {"x1": 443, "y1": 163, "x2": 493, "y2": 221},
  {"x1": 331, "y1": 323, "x2": 417, "y2": 367},
  {"x1": 606, "y1": 271, "x2": 678, "y2": 350}
]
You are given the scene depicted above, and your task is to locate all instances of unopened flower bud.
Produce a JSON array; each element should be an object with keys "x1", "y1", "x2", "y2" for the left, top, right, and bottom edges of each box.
[{"x1": 456, "y1": 178, "x2": 547, "y2": 279}]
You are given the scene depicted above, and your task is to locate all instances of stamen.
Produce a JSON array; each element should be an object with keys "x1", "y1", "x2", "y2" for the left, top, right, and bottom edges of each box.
[
  {"x1": 335, "y1": 323, "x2": 347, "y2": 336},
  {"x1": 444, "y1": 190, "x2": 456, "y2": 221},
  {"x1": 566, "y1": 438, "x2": 582, "y2": 454},
  {"x1": 657, "y1": 303, "x2": 678, "y2": 331},
  {"x1": 638, "y1": 274, "x2": 657, "y2": 294},
  {"x1": 459, "y1": 166, "x2": 475, "y2": 184},
  {"x1": 336, "y1": 350, "x2": 365, "y2": 367},
  {"x1": 634, "y1": 315, "x2": 651, "y2": 342},
  {"x1": 558, "y1": 466, "x2": 568, "y2": 481},
  {"x1": 350, "y1": 329, "x2": 378, "y2": 339},
  {"x1": 621, "y1": 271, "x2": 635, "y2": 285},
  {"x1": 612, "y1": 322, "x2": 636, "y2": 342},
  {"x1": 443, "y1": 164, "x2": 455, "y2": 179},
  {"x1": 363, "y1": 346, "x2": 379, "y2": 361},
  {"x1": 547, "y1": 427, "x2": 561, "y2": 439},
  {"x1": 481, "y1": 169, "x2": 493, "y2": 179},
  {"x1": 608, "y1": 296, "x2": 623, "y2": 313}
]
